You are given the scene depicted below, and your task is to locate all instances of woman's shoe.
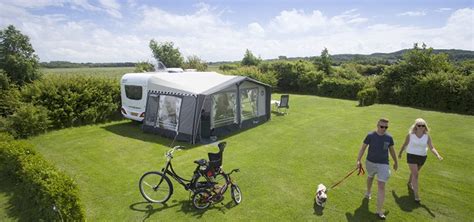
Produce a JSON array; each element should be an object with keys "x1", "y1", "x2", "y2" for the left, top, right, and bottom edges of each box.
[
  {"x1": 377, "y1": 213, "x2": 386, "y2": 220},
  {"x1": 414, "y1": 198, "x2": 421, "y2": 204}
]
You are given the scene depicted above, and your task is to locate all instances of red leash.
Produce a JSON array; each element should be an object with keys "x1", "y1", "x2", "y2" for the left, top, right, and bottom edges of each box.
[{"x1": 329, "y1": 165, "x2": 365, "y2": 190}]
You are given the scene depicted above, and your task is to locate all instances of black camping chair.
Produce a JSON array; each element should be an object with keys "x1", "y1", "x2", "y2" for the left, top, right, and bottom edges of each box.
[
  {"x1": 206, "y1": 142, "x2": 226, "y2": 177},
  {"x1": 277, "y1": 95, "x2": 290, "y2": 114}
]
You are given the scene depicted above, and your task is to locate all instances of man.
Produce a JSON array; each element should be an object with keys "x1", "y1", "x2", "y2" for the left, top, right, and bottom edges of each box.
[{"x1": 356, "y1": 118, "x2": 398, "y2": 220}]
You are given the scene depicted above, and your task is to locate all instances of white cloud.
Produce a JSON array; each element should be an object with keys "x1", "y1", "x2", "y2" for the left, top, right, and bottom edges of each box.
[
  {"x1": 4, "y1": 0, "x2": 64, "y2": 8},
  {"x1": 436, "y1": 8, "x2": 452, "y2": 12},
  {"x1": 397, "y1": 11, "x2": 427, "y2": 17},
  {"x1": 98, "y1": 0, "x2": 122, "y2": 18},
  {"x1": 248, "y1": 22, "x2": 265, "y2": 37},
  {"x1": 0, "y1": 3, "x2": 472, "y2": 62}
]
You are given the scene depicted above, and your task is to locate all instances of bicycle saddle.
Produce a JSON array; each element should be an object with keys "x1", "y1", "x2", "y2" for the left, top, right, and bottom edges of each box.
[{"x1": 194, "y1": 159, "x2": 207, "y2": 166}]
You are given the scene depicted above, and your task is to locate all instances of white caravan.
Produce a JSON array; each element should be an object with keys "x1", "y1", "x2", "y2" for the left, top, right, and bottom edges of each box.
[
  {"x1": 120, "y1": 68, "x2": 185, "y2": 121},
  {"x1": 120, "y1": 73, "x2": 154, "y2": 121}
]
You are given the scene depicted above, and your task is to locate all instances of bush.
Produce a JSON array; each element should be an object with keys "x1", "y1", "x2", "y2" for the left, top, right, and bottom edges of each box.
[
  {"x1": 413, "y1": 72, "x2": 473, "y2": 114},
  {"x1": 318, "y1": 77, "x2": 365, "y2": 100},
  {"x1": 134, "y1": 61, "x2": 154, "y2": 72},
  {"x1": 219, "y1": 63, "x2": 240, "y2": 71},
  {"x1": 226, "y1": 66, "x2": 278, "y2": 88},
  {"x1": 0, "y1": 87, "x2": 21, "y2": 117},
  {"x1": 21, "y1": 75, "x2": 120, "y2": 128},
  {"x1": 297, "y1": 67, "x2": 324, "y2": 94},
  {"x1": 357, "y1": 87, "x2": 378, "y2": 106},
  {"x1": 0, "y1": 134, "x2": 85, "y2": 220},
  {"x1": 4, "y1": 103, "x2": 51, "y2": 138}
]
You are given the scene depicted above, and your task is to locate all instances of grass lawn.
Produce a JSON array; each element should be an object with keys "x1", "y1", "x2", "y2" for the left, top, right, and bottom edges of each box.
[{"x1": 2, "y1": 94, "x2": 473, "y2": 221}]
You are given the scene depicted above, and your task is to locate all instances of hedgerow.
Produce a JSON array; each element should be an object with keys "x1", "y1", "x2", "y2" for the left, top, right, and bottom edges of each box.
[
  {"x1": 21, "y1": 75, "x2": 120, "y2": 128},
  {"x1": 0, "y1": 133, "x2": 85, "y2": 220}
]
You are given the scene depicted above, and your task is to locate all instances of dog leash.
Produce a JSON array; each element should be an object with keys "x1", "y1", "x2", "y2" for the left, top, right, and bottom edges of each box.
[{"x1": 329, "y1": 165, "x2": 365, "y2": 190}]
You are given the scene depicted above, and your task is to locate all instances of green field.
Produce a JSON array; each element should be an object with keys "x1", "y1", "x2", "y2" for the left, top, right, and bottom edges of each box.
[
  {"x1": 2, "y1": 94, "x2": 473, "y2": 221},
  {"x1": 41, "y1": 67, "x2": 135, "y2": 78},
  {"x1": 41, "y1": 65, "x2": 222, "y2": 78}
]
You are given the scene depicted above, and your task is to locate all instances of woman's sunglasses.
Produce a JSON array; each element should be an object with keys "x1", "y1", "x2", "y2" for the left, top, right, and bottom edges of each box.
[{"x1": 417, "y1": 125, "x2": 426, "y2": 128}]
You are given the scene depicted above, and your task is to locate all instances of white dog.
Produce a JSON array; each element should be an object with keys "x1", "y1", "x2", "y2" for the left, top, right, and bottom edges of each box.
[{"x1": 315, "y1": 183, "x2": 328, "y2": 207}]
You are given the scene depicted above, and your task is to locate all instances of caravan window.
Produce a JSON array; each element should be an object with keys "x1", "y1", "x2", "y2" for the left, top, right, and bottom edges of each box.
[
  {"x1": 157, "y1": 95, "x2": 182, "y2": 131},
  {"x1": 240, "y1": 88, "x2": 258, "y2": 120},
  {"x1": 211, "y1": 92, "x2": 237, "y2": 128},
  {"x1": 125, "y1": 85, "x2": 142, "y2": 100}
]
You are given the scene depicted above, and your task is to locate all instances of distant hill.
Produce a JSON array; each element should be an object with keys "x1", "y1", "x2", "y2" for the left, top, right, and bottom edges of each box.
[
  {"x1": 209, "y1": 49, "x2": 474, "y2": 66},
  {"x1": 331, "y1": 49, "x2": 474, "y2": 64}
]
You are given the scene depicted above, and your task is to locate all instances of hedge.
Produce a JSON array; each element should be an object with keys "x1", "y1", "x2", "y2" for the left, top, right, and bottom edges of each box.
[
  {"x1": 317, "y1": 77, "x2": 365, "y2": 100},
  {"x1": 0, "y1": 133, "x2": 85, "y2": 221},
  {"x1": 20, "y1": 75, "x2": 120, "y2": 128}
]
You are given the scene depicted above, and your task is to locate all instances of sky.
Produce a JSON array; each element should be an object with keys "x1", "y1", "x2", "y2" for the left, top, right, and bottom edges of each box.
[{"x1": 1, "y1": 0, "x2": 473, "y2": 63}]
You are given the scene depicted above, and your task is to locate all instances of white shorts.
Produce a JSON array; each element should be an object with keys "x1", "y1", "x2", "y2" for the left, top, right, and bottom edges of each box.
[{"x1": 366, "y1": 160, "x2": 391, "y2": 182}]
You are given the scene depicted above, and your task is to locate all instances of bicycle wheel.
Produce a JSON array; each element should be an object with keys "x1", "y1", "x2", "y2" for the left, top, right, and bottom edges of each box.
[
  {"x1": 139, "y1": 171, "x2": 173, "y2": 203},
  {"x1": 192, "y1": 190, "x2": 211, "y2": 210},
  {"x1": 231, "y1": 184, "x2": 242, "y2": 205}
]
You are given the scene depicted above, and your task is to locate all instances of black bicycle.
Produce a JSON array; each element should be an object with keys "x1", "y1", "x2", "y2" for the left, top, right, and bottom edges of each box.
[{"x1": 139, "y1": 142, "x2": 241, "y2": 206}]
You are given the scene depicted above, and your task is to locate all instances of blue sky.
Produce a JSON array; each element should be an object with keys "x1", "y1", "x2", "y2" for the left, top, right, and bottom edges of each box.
[{"x1": 1, "y1": 0, "x2": 473, "y2": 63}]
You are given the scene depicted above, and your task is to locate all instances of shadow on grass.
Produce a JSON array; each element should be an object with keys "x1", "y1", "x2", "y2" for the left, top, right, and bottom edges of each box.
[
  {"x1": 129, "y1": 198, "x2": 238, "y2": 220},
  {"x1": 0, "y1": 175, "x2": 53, "y2": 221},
  {"x1": 392, "y1": 185, "x2": 435, "y2": 218},
  {"x1": 101, "y1": 121, "x2": 198, "y2": 149},
  {"x1": 313, "y1": 202, "x2": 324, "y2": 216},
  {"x1": 271, "y1": 110, "x2": 287, "y2": 116},
  {"x1": 345, "y1": 198, "x2": 382, "y2": 221}
]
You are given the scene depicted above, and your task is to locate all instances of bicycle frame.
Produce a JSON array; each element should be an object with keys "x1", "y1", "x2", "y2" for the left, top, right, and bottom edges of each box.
[
  {"x1": 161, "y1": 160, "x2": 198, "y2": 190},
  {"x1": 158, "y1": 147, "x2": 211, "y2": 192},
  {"x1": 207, "y1": 169, "x2": 239, "y2": 199}
]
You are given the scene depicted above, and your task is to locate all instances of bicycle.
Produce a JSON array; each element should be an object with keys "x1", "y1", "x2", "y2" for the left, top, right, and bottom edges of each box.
[
  {"x1": 139, "y1": 141, "x2": 242, "y2": 208},
  {"x1": 192, "y1": 168, "x2": 242, "y2": 210}
]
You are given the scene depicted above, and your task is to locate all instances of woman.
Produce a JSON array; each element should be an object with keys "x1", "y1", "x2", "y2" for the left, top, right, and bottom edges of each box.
[{"x1": 398, "y1": 118, "x2": 443, "y2": 203}]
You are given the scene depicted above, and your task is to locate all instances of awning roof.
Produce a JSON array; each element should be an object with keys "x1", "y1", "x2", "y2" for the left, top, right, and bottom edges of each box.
[{"x1": 147, "y1": 72, "x2": 247, "y2": 95}]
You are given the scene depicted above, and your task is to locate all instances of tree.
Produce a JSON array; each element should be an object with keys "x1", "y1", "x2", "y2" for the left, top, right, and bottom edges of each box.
[
  {"x1": 134, "y1": 61, "x2": 154, "y2": 72},
  {"x1": 315, "y1": 47, "x2": 333, "y2": 76},
  {"x1": 241, "y1": 49, "x2": 261, "y2": 66},
  {"x1": 0, "y1": 25, "x2": 41, "y2": 85},
  {"x1": 183, "y1": 55, "x2": 208, "y2": 71},
  {"x1": 149, "y1": 40, "x2": 184, "y2": 68}
]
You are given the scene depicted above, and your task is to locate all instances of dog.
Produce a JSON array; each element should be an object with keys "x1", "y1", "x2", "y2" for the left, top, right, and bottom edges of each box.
[{"x1": 315, "y1": 183, "x2": 328, "y2": 207}]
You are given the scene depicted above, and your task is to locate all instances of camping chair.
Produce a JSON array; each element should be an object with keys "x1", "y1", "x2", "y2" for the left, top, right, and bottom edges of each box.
[
  {"x1": 277, "y1": 95, "x2": 290, "y2": 114},
  {"x1": 206, "y1": 142, "x2": 226, "y2": 178}
]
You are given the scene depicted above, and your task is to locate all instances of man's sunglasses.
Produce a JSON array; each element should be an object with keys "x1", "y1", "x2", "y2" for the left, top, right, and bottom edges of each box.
[{"x1": 379, "y1": 125, "x2": 388, "y2": 129}]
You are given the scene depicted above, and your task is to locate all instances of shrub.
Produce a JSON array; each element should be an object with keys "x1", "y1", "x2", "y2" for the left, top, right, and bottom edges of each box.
[
  {"x1": 413, "y1": 71, "x2": 473, "y2": 114},
  {"x1": 357, "y1": 87, "x2": 378, "y2": 106},
  {"x1": 21, "y1": 75, "x2": 120, "y2": 128},
  {"x1": 318, "y1": 77, "x2": 365, "y2": 100},
  {"x1": 0, "y1": 87, "x2": 21, "y2": 117},
  {"x1": 0, "y1": 135, "x2": 85, "y2": 220},
  {"x1": 219, "y1": 63, "x2": 240, "y2": 71},
  {"x1": 4, "y1": 103, "x2": 51, "y2": 138},
  {"x1": 297, "y1": 67, "x2": 324, "y2": 94},
  {"x1": 227, "y1": 66, "x2": 278, "y2": 87},
  {"x1": 134, "y1": 61, "x2": 154, "y2": 72}
]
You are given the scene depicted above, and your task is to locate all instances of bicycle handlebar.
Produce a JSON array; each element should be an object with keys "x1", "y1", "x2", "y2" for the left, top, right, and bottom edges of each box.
[
  {"x1": 165, "y1": 146, "x2": 186, "y2": 160},
  {"x1": 229, "y1": 168, "x2": 240, "y2": 175}
]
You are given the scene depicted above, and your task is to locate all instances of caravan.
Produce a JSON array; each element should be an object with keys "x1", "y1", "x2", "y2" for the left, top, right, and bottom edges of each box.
[
  {"x1": 120, "y1": 73, "x2": 153, "y2": 121},
  {"x1": 121, "y1": 71, "x2": 272, "y2": 143},
  {"x1": 120, "y1": 68, "x2": 185, "y2": 121}
]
